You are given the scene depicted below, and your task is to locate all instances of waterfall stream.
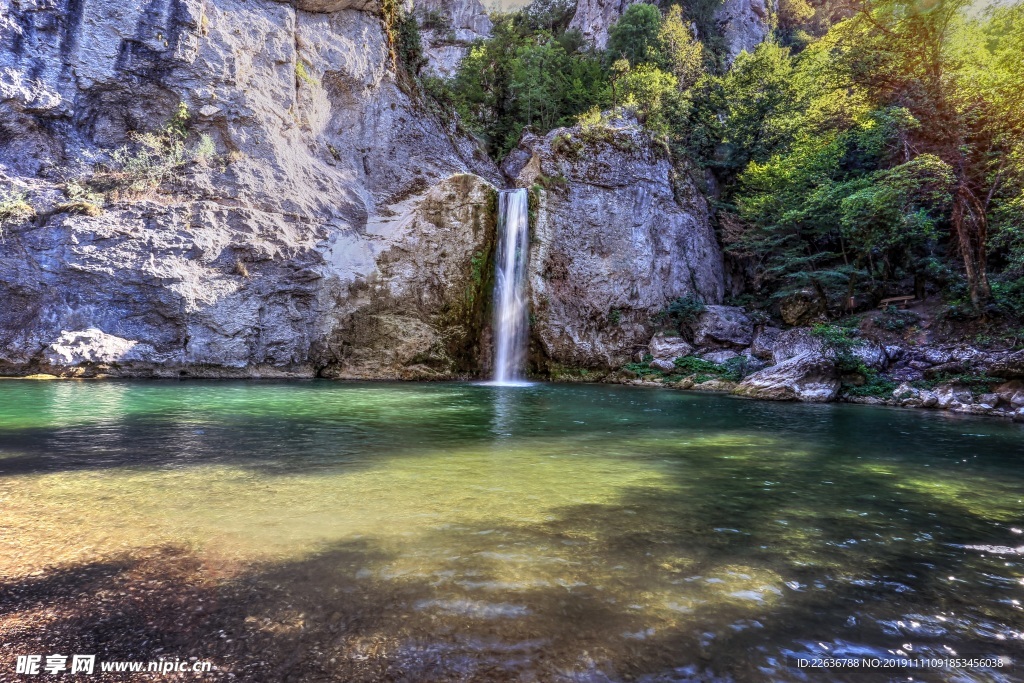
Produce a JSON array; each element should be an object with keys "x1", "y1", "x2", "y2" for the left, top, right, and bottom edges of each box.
[{"x1": 491, "y1": 189, "x2": 530, "y2": 385}]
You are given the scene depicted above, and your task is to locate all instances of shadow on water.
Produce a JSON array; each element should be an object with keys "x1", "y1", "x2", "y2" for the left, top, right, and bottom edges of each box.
[{"x1": 1, "y1": 382, "x2": 1024, "y2": 681}]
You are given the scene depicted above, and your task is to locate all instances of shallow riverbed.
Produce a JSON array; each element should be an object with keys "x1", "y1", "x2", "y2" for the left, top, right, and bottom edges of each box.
[{"x1": 1, "y1": 381, "x2": 1022, "y2": 682}]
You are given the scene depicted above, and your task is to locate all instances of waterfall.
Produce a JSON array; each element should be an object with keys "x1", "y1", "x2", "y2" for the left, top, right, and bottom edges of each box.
[{"x1": 491, "y1": 189, "x2": 530, "y2": 385}]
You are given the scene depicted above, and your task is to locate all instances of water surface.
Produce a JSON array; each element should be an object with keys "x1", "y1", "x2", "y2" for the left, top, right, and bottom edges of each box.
[{"x1": 1, "y1": 381, "x2": 1022, "y2": 681}]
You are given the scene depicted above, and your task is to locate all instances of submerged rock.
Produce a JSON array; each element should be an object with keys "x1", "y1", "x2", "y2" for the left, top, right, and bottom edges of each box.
[{"x1": 734, "y1": 352, "x2": 839, "y2": 402}]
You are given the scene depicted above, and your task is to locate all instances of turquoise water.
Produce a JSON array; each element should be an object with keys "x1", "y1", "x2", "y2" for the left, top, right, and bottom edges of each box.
[{"x1": 1, "y1": 381, "x2": 1022, "y2": 681}]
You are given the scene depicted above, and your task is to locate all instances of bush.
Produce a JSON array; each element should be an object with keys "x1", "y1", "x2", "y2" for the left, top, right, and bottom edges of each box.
[
  {"x1": 0, "y1": 192, "x2": 35, "y2": 236},
  {"x1": 88, "y1": 103, "x2": 217, "y2": 198},
  {"x1": 875, "y1": 306, "x2": 919, "y2": 332},
  {"x1": 844, "y1": 371, "x2": 896, "y2": 397},
  {"x1": 653, "y1": 295, "x2": 705, "y2": 333},
  {"x1": 673, "y1": 354, "x2": 747, "y2": 381}
]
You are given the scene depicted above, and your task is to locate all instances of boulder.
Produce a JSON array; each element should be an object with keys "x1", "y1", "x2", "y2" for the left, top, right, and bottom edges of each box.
[
  {"x1": 692, "y1": 305, "x2": 753, "y2": 348},
  {"x1": 995, "y1": 380, "x2": 1024, "y2": 408},
  {"x1": 701, "y1": 349, "x2": 739, "y2": 365},
  {"x1": 771, "y1": 328, "x2": 826, "y2": 364},
  {"x1": 989, "y1": 350, "x2": 1024, "y2": 379},
  {"x1": 750, "y1": 325, "x2": 781, "y2": 360},
  {"x1": 977, "y1": 393, "x2": 1001, "y2": 409},
  {"x1": 649, "y1": 333, "x2": 693, "y2": 362},
  {"x1": 740, "y1": 352, "x2": 769, "y2": 373},
  {"x1": 778, "y1": 290, "x2": 824, "y2": 326},
  {"x1": 934, "y1": 384, "x2": 974, "y2": 409},
  {"x1": 650, "y1": 358, "x2": 677, "y2": 373},
  {"x1": 733, "y1": 352, "x2": 840, "y2": 402},
  {"x1": 852, "y1": 341, "x2": 888, "y2": 370},
  {"x1": 890, "y1": 366, "x2": 924, "y2": 383},
  {"x1": 924, "y1": 362, "x2": 968, "y2": 380}
]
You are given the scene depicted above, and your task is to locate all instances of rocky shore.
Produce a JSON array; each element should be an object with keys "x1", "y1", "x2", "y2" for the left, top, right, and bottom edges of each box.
[{"x1": 610, "y1": 302, "x2": 1024, "y2": 421}]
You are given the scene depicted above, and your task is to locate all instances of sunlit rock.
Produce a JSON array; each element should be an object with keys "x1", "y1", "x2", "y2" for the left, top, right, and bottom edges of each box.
[{"x1": 734, "y1": 352, "x2": 839, "y2": 402}]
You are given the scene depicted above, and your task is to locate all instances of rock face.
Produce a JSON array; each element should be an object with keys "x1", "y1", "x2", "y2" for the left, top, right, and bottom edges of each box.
[
  {"x1": 715, "y1": 0, "x2": 775, "y2": 64},
  {"x1": 568, "y1": 0, "x2": 643, "y2": 49},
  {"x1": 0, "y1": 0, "x2": 502, "y2": 378},
  {"x1": 503, "y1": 119, "x2": 725, "y2": 370},
  {"x1": 691, "y1": 305, "x2": 753, "y2": 348},
  {"x1": 415, "y1": 0, "x2": 492, "y2": 77},
  {"x1": 734, "y1": 352, "x2": 840, "y2": 402}
]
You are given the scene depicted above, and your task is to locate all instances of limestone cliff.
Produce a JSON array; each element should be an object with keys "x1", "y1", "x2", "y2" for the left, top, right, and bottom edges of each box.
[
  {"x1": 0, "y1": 0, "x2": 501, "y2": 378},
  {"x1": 415, "y1": 0, "x2": 492, "y2": 77},
  {"x1": 503, "y1": 118, "x2": 724, "y2": 371},
  {"x1": 715, "y1": 0, "x2": 775, "y2": 63},
  {"x1": 568, "y1": 0, "x2": 642, "y2": 50},
  {"x1": 568, "y1": 0, "x2": 773, "y2": 60}
]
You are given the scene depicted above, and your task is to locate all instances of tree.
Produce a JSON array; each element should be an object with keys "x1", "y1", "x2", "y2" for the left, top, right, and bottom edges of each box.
[
  {"x1": 606, "y1": 3, "x2": 662, "y2": 66},
  {"x1": 655, "y1": 5, "x2": 705, "y2": 90}
]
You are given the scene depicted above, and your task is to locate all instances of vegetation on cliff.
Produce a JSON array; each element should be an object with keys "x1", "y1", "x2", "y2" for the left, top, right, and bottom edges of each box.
[{"x1": 423, "y1": 0, "x2": 1024, "y2": 327}]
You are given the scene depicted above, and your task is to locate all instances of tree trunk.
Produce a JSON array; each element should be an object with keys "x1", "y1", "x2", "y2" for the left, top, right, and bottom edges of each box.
[{"x1": 952, "y1": 183, "x2": 991, "y2": 309}]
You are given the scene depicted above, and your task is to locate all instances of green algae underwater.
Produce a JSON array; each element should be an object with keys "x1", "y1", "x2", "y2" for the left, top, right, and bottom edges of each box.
[{"x1": 1, "y1": 380, "x2": 1022, "y2": 682}]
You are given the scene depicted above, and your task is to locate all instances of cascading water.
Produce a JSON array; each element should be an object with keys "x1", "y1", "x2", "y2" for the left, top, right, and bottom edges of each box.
[{"x1": 491, "y1": 189, "x2": 530, "y2": 385}]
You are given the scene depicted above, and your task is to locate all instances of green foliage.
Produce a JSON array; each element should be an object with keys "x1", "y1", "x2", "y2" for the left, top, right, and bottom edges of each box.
[
  {"x1": 810, "y1": 323, "x2": 866, "y2": 373},
  {"x1": 0, "y1": 191, "x2": 35, "y2": 235},
  {"x1": 845, "y1": 371, "x2": 897, "y2": 397},
  {"x1": 673, "y1": 354, "x2": 748, "y2": 381},
  {"x1": 875, "y1": 306, "x2": 919, "y2": 332},
  {"x1": 446, "y1": 12, "x2": 609, "y2": 158},
  {"x1": 652, "y1": 295, "x2": 706, "y2": 333},
  {"x1": 624, "y1": 360, "x2": 661, "y2": 376},
  {"x1": 295, "y1": 60, "x2": 318, "y2": 88},
  {"x1": 55, "y1": 181, "x2": 104, "y2": 217},
  {"x1": 607, "y1": 4, "x2": 662, "y2": 66},
  {"x1": 86, "y1": 102, "x2": 217, "y2": 198}
]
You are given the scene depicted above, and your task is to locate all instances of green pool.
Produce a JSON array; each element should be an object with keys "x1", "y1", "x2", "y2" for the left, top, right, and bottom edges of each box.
[{"x1": 0, "y1": 381, "x2": 1021, "y2": 681}]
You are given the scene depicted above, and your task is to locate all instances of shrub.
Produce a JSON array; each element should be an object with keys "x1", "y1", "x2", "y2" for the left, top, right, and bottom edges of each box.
[
  {"x1": 88, "y1": 103, "x2": 217, "y2": 198},
  {"x1": 673, "y1": 354, "x2": 747, "y2": 382},
  {"x1": 0, "y1": 192, "x2": 35, "y2": 235},
  {"x1": 844, "y1": 371, "x2": 897, "y2": 398},
  {"x1": 54, "y1": 180, "x2": 104, "y2": 217},
  {"x1": 876, "y1": 306, "x2": 919, "y2": 332},
  {"x1": 653, "y1": 295, "x2": 705, "y2": 333}
]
